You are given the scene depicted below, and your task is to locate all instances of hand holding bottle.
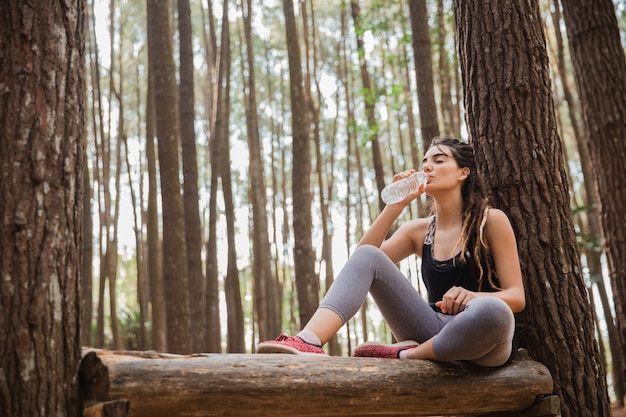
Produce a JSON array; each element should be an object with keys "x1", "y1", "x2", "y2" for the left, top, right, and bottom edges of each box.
[{"x1": 381, "y1": 170, "x2": 427, "y2": 205}]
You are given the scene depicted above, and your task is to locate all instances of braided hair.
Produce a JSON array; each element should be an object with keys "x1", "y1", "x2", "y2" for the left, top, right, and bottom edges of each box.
[{"x1": 428, "y1": 136, "x2": 498, "y2": 291}]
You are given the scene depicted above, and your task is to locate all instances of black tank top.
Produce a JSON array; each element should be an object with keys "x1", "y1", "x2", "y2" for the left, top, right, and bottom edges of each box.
[
  {"x1": 421, "y1": 217, "x2": 499, "y2": 304},
  {"x1": 421, "y1": 217, "x2": 518, "y2": 361}
]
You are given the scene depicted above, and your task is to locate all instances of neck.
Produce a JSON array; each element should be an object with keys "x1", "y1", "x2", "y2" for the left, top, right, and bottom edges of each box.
[{"x1": 433, "y1": 192, "x2": 464, "y2": 228}]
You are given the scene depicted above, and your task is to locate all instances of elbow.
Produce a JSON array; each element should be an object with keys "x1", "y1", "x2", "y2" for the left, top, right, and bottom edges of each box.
[{"x1": 513, "y1": 289, "x2": 526, "y2": 313}]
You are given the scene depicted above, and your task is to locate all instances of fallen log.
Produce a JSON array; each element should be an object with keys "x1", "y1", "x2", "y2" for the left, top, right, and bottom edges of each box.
[{"x1": 79, "y1": 348, "x2": 557, "y2": 417}]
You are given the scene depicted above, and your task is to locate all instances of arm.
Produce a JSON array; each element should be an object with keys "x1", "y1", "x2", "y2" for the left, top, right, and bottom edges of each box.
[
  {"x1": 357, "y1": 172, "x2": 427, "y2": 263},
  {"x1": 437, "y1": 209, "x2": 526, "y2": 314}
]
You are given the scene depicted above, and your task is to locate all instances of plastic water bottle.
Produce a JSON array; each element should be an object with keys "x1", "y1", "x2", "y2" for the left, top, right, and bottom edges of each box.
[{"x1": 381, "y1": 172, "x2": 426, "y2": 204}]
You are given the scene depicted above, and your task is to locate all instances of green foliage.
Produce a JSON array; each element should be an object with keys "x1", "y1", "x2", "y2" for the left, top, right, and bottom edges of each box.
[{"x1": 119, "y1": 309, "x2": 144, "y2": 350}]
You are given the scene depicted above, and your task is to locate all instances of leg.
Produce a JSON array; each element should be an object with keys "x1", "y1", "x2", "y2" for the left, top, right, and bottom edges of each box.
[
  {"x1": 258, "y1": 245, "x2": 446, "y2": 354},
  {"x1": 428, "y1": 296, "x2": 515, "y2": 366},
  {"x1": 318, "y1": 245, "x2": 448, "y2": 343}
]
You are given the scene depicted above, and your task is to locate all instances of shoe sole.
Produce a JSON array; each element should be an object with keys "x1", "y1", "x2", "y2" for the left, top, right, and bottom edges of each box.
[
  {"x1": 256, "y1": 343, "x2": 326, "y2": 355},
  {"x1": 356, "y1": 340, "x2": 419, "y2": 349},
  {"x1": 353, "y1": 340, "x2": 419, "y2": 358}
]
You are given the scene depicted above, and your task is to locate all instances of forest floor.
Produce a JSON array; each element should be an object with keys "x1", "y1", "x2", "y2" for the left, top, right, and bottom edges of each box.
[{"x1": 613, "y1": 403, "x2": 626, "y2": 416}]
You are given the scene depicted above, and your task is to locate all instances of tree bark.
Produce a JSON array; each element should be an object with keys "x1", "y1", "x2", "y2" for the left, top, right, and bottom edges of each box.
[
  {"x1": 241, "y1": 0, "x2": 281, "y2": 343},
  {"x1": 147, "y1": 0, "x2": 192, "y2": 354},
  {"x1": 0, "y1": 1, "x2": 86, "y2": 415},
  {"x1": 558, "y1": 0, "x2": 626, "y2": 405},
  {"x1": 79, "y1": 349, "x2": 555, "y2": 417},
  {"x1": 145, "y1": 56, "x2": 167, "y2": 352},
  {"x1": 453, "y1": 1, "x2": 610, "y2": 416},
  {"x1": 548, "y1": 0, "x2": 624, "y2": 404},
  {"x1": 200, "y1": 0, "x2": 222, "y2": 354},
  {"x1": 213, "y1": 0, "x2": 245, "y2": 353},
  {"x1": 407, "y1": 0, "x2": 440, "y2": 149},
  {"x1": 350, "y1": 0, "x2": 387, "y2": 211},
  {"x1": 282, "y1": 0, "x2": 319, "y2": 327},
  {"x1": 177, "y1": 0, "x2": 206, "y2": 353}
]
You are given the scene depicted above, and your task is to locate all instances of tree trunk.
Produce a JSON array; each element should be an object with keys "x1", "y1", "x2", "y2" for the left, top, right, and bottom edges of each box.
[
  {"x1": 80, "y1": 349, "x2": 555, "y2": 417},
  {"x1": 213, "y1": 0, "x2": 245, "y2": 353},
  {"x1": 548, "y1": 0, "x2": 624, "y2": 404},
  {"x1": 177, "y1": 0, "x2": 206, "y2": 354},
  {"x1": 82, "y1": 4, "x2": 96, "y2": 349},
  {"x1": 0, "y1": 1, "x2": 85, "y2": 415},
  {"x1": 283, "y1": 0, "x2": 319, "y2": 327},
  {"x1": 145, "y1": 57, "x2": 167, "y2": 352},
  {"x1": 108, "y1": 71, "x2": 124, "y2": 350},
  {"x1": 453, "y1": 1, "x2": 610, "y2": 416},
  {"x1": 558, "y1": 0, "x2": 626, "y2": 404},
  {"x1": 436, "y1": 0, "x2": 456, "y2": 136},
  {"x1": 200, "y1": 0, "x2": 222, "y2": 354},
  {"x1": 147, "y1": 0, "x2": 192, "y2": 354},
  {"x1": 241, "y1": 0, "x2": 281, "y2": 343},
  {"x1": 350, "y1": 0, "x2": 387, "y2": 212},
  {"x1": 407, "y1": 0, "x2": 440, "y2": 149}
]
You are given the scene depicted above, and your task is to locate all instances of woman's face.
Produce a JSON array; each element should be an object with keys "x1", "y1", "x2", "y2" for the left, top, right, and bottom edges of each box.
[{"x1": 421, "y1": 145, "x2": 469, "y2": 192}]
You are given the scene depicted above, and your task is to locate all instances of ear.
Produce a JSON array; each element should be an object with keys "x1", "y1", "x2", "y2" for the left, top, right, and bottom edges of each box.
[{"x1": 458, "y1": 167, "x2": 470, "y2": 180}]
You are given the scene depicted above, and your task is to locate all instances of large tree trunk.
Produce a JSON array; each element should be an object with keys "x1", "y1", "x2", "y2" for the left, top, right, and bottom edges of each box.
[
  {"x1": 452, "y1": 1, "x2": 610, "y2": 416},
  {"x1": 80, "y1": 349, "x2": 555, "y2": 417},
  {"x1": 558, "y1": 0, "x2": 626, "y2": 404},
  {"x1": 0, "y1": 1, "x2": 86, "y2": 415},
  {"x1": 177, "y1": 0, "x2": 206, "y2": 354},
  {"x1": 548, "y1": 0, "x2": 624, "y2": 404},
  {"x1": 282, "y1": 0, "x2": 319, "y2": 327},
  {"x1": 147, "y1": 0, "x2": 192, "y2": 354}
]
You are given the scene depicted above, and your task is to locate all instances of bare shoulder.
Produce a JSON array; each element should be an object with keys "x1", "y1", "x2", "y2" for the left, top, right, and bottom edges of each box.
[
  {"x1": 485, "y1": 208, "x2": 512, "y2": 226},
  {"x1": 398, "y1": 215, "x2": 433, "y2": 235},
  {"x1": 484, "y1": 208, "x2": 516, "y2": 245},
  {"x1": 390, "y1": 215, "x2": 433, "y2": 256}
]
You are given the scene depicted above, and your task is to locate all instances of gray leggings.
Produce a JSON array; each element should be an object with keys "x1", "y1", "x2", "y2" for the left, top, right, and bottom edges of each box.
[{"x1": 319, "y1": 245, "x2": 515, "y2": 366}]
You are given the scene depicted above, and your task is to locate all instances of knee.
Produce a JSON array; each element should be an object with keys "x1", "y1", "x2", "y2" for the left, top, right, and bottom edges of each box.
[
  {"x1": 352, "y1": 244, "x2": 387, "y2": 261},
  {"x1": 466, "y1": 296, "x2": 514, "y2": 332}
]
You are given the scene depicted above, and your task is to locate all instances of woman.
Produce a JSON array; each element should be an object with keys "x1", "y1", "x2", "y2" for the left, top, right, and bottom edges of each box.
[{"x1": 257, "y1": 136, "x2": 525, "y2": 366}]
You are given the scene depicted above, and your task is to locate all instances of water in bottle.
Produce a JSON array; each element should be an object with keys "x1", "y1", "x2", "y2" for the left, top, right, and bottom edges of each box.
[{"x1": 381, "y1": 172, "x2": 426, "y2": 204}]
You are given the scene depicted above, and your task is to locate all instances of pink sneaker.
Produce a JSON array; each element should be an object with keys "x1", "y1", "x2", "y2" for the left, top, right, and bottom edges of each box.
[
  {"x1": 353, "y1": 340, "x2": 419, "y2": 358},
  {"x1": 256, "y1": 333, "x2": 326, "y2": 355}
]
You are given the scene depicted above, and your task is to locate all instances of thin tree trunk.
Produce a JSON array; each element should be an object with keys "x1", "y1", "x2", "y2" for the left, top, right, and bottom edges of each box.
[
  {"x1": 436, "y1": 0, "x2": 455, "y2": 135},
  {"x1": 147, "y1": 0, "x2": 192, "y2": 354},
  {"x1": 122, "y1": 133, "x2": 146, "y2": 350},
  {"x1": 145, "y1": 53, "x2": 167, "y2": 352},
  {"x1": 241, "y1": 0, "x2": 280, "y2": 342},
  {"x1": 133, "y1": 57, "x2": 149, "y2": 351},
  {"x1": 214, "y1": 0, "x2": 245, "y2": 353},
  {"x1": 407, "y1": 0, "x2": 440, "y2": 149},
  {"x1": 350, "y1": 0, "x2": 386, "y2": 211},
  {"x1": 178, "y1": 0, "x2": 206, "y2": 353},
  {"x1": 107, "y1": 40, "x2": 125, "y2": 349},
  {"x1": 201, "y1": 0, "x2": 222, "y2": 354},
  {"x1": 82, "y1": 3, "x2": 96, "y2": 349},
  {"x1": 283, "y1": 0, "x2": 319, "y2": 327},
  {"x1": 90, "y1": 0, "x2": 108, "y2": 348}
]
